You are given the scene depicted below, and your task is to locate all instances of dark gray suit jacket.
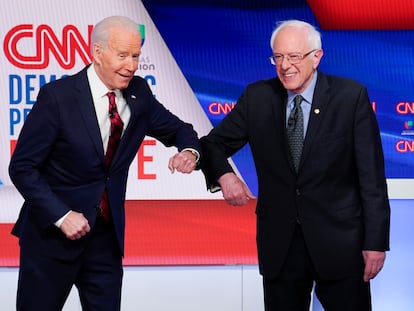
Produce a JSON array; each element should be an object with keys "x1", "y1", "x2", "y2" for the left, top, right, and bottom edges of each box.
[{"x1": 201, "y1": 70, "x2": 390, "y2": 280}]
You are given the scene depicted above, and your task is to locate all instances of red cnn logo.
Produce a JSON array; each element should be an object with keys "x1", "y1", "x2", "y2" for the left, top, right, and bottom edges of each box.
[
  {"x1": 396, "y1": 140, "x2": 414, "y2": 153},
  {"x1": 4, "y1": 24, "x2": 92, "y2": 69},
  {"x1": 396, "y1": 102, "x2": 414, "y2": 114}
]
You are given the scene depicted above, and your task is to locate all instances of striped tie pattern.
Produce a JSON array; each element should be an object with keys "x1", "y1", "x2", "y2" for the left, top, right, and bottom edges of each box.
[{"x1": 100, "y1": 92, "x2": 124, "y2": 221}]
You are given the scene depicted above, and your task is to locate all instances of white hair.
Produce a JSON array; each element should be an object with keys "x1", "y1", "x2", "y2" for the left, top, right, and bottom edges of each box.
[
  {"x1": 269, "y1": 19, "x2": 322, "y2": 51},
  {"x1": 91, "y1": 16, "x2": 140, "y2": 53}
]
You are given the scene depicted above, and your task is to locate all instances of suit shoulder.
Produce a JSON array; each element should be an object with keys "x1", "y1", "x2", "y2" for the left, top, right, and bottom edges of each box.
[
  {"x1": 40, "y1": 67, "x2": 87, "y2": 92},
  {"x1": 122, "y1": 75, "x2": 154, "y2": 97},
  {"x1": 246, "y1": 78, "x2": 285, "y2": 94},
  {"x1": 127, "y1": 75, "x2": 148, "y2": 88},
  {"x1": 324, "y1": 73, "x2": 366, "y2": 90},
  {"x1": 247, "y1": 78, "x2": 280, "y2": 88}
]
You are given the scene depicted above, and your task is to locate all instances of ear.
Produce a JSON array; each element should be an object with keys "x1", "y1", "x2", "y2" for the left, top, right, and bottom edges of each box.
[
  {"x1": 312, "y1": 49, "x2": 324, "y2": 69},
  {"x1": 92, "y1": 43, "x2": 102, "y2": 63}
]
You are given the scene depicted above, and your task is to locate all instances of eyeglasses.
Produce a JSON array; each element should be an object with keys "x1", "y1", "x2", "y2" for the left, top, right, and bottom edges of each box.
[{"x1": 269, "y1": 49, "x2": 317, "y2": 65}]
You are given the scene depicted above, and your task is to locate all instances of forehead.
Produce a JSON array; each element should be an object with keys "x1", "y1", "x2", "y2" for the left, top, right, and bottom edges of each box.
[
  {"x1": 273, "y1": 26, "x2": 309, "y2": 52},
  {"x1": 107, "y1": 27, "x2": 142, "y2": 51}
]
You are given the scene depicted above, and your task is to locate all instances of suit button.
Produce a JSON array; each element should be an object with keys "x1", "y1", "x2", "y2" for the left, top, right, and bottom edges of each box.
[{"x1": 295, "y1": 188, "x2": 301, "y2": 196}]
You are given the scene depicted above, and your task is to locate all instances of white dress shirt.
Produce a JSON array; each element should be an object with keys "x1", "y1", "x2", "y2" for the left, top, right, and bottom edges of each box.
[
  {"x1": 87, "y1": 65, "x2": 131, "y2": 153},
  {"x1": 55, "y1": 65, "x2": 131, "y2": 227}
]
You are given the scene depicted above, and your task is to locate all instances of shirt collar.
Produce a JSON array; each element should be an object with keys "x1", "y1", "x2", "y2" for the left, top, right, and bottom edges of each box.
[
  {"x1": 287, "y1": 70, "x2": 318, "y2": 106},
  {"x1": 87, "y1": 65, "x2": 121, "y2": 100}
]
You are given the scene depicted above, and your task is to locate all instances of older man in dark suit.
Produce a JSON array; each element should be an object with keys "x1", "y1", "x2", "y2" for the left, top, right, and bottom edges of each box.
[
  {"x1": 201, "y1": 19, "x2": 390, "y2": 311},
  {"x1": 9, "y1": 15, "x2": 200, "y2": 310}
]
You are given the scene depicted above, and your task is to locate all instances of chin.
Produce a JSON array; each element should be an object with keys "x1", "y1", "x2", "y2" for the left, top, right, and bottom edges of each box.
[
  {"x1": 281, "y1": 81, "x2": 297, "y2": 91},
  {"x1": 116, "y1": 82, "x2": 130, "y2": 90}
]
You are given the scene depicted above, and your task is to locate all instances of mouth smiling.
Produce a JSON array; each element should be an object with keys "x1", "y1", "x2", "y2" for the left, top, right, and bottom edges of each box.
[
  {"x1": 283, "y1": 72, "x2": 297, "y2": 78},
  {"x1": 281, "y1": 71, "x2": 298, "y2": 83}
]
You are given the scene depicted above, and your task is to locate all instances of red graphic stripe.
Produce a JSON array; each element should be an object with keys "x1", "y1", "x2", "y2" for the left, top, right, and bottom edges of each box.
[
  {"x1": 0, "y1": 200, "x2": 257, "y2": 267},
  {"x1": 307, "y1": 0, "x2": 414, "y2": 30}
]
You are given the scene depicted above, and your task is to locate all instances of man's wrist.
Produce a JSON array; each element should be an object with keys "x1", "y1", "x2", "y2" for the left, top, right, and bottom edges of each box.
[
  {"x1": 181, "y1": 148, "x2": 200, "y2": 164},
  {"x1": 54, "y1": 210, "x2": 72, "y2": 228}
]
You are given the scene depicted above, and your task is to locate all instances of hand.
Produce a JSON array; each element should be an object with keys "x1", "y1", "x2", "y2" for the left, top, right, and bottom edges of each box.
[
  {"x1": 362, "y1": 250, "x2": 386, "y2": 282},
  {"x1": 60, "y1": 211, "x2": 91, "y2": 240},
  {"x1": 168, "y1": 150, "x2": 197, "y2": 174},
  {"x1": 218, "y1": 172, "x2": 256, "y2": 206}
]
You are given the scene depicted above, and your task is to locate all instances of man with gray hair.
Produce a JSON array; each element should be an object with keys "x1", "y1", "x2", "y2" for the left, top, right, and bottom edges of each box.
[
  {"x1": 201, "y1": 19, "x2": 390, "y2": 310},
  {"x1": 10, "y1": 15, "x2": 200, "y2": 310}
]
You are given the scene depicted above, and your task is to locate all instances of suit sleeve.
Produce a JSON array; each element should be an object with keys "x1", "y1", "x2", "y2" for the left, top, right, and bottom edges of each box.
[
  {"x1": 9, "y1": 86, "x2": 71, "y2": 229},
  {"x1": 200, "y1": 90, "x2": 250, "y2": 190},
  {"x1": 142, "y1": 81, "x2": 201, "y2": 155},
  {"x1": 353, "y1": 87, "x2": 390, "y2": 251}
]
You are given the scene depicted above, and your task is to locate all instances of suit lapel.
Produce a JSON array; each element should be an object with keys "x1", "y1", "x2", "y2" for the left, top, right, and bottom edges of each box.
[
  {"x1": 269, "y1": 79, "x2": 294, "y2": 170},
  {"x1": 120, "y1": 87, "x2": 139, "y2": 138},
  {"x1": 300, "y1": 71, "x2": 330, "y2": 167},
  {"x1": 74, "y1": 68, "x2": 106, "y2": 164},
  {"x1": 119, "y1": 86, "x2": 142, "y2": 145},
  {"x1": 107, "y1": 85, "x2": 141, "y2": 169}
]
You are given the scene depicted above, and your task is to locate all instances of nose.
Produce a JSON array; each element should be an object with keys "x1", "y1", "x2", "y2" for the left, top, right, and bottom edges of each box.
[
  {"x1": 280, "y1": 56, "x2": 290, "y2": 68},
  {"x1": 280, "y1": 56, "x2": 291, "y2": 69},
  {"x1": 125, "y1": 57, "x2": 138, "y2": 72}
]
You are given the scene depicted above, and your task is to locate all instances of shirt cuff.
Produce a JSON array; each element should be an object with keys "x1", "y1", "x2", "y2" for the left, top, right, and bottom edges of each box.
[
  {"x1": 181, "y1": 148, "x2": 200, "y2": 164},
  {"x1": 54, "y1": 211, "x2": 72, "y2": 228}
]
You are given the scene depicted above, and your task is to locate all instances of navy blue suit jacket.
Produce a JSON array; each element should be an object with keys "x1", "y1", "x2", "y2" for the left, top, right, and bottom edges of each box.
[{"x1": 9, "y1": 65, "x2": 200, "y2": 259}]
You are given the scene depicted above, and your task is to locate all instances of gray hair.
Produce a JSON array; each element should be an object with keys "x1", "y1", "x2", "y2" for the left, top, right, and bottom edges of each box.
[
  {"x1": 269, "y1": 20, "x2": 322, "y2": 51},
  {"x1": 91, "y1": 16, "x2": 140, "y2": 53}
]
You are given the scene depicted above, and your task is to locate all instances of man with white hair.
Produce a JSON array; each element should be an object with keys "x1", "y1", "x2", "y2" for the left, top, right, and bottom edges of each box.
[{"x1": 201, "y1": 19, "x2": 390, "y2": 311}]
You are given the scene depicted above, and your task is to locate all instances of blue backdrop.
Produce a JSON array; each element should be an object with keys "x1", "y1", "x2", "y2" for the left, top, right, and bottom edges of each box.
[
  {"x1": 142, "y1": 2, "x2": 414, "y2": 310},
  {"x1": 142, "y1": 0, "x2": 414, "y2": 196}
]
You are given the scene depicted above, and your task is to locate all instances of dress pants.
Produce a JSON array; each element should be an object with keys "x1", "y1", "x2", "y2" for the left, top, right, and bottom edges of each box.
[
  {"x1": 263, "y1": 224, "x2": 371, "y2": 311},
  {"x1": 17, "y1": 216, "x2": 123, "y2": 311}
]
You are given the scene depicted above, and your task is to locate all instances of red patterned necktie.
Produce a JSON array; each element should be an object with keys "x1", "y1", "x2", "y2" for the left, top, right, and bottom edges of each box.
[{"x1": 100, "y1": 92, "x2": 124, "y2": 221}]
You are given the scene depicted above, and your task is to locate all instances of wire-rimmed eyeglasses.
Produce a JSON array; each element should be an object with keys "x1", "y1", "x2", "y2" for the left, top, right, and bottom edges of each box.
[{"x1": 269, "y1": 49, "x2": 317, "y2": 65}]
